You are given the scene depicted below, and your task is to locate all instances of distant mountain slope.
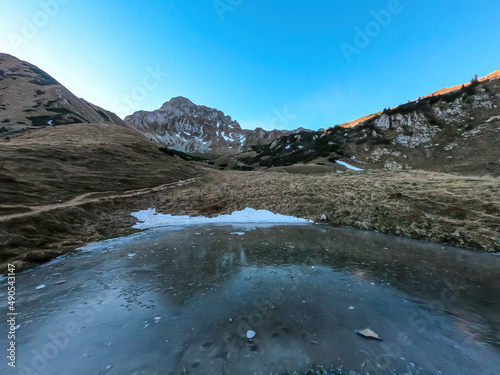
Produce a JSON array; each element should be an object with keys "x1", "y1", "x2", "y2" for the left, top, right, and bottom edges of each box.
[
  {"x1": 338, "y1": 69, "x2": 500, "y2": 129},
  {"x1": 0, "y1": 123, "x2": 202, "y2": 206},
  {"x1": 239, "y1": 70, "x2": 500, "y2": 176},
  {"x1": 0, "y1": 53, "x2": 124, "y2": 137},
  {"x1": 125, "y1": 97, "x2": 301, "y2": 153}
]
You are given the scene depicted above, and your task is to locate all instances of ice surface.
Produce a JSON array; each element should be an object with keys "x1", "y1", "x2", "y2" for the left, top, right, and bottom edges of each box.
[{"x1": 131, "y1": 207, "x2": 313, "y2": 229}]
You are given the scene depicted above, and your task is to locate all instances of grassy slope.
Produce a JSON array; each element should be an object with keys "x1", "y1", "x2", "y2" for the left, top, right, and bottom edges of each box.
[
  {"x1": 1, "y1": 158, "x2": 498, "y2": 272},
  {"x1": 0, "y1": 123, "x2": 201, "y2": 205},
  {"x1": 238, "y1": 77, "x2": 500, "y2": 177},
  {"x1": 0, "y1": 53, "x2": 124, "y2": 136},
  {"x1": 0, "y1": 123, "x2": 204, "y2": 271}
]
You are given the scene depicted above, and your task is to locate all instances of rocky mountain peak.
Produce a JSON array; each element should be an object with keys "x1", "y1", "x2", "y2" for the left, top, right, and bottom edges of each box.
[
  {"x1": 125, "y1": 98, "x2": 293, "y2": 153},
  {"x1": 159, "y1": 96, "x2": 195, "y2": 111}
]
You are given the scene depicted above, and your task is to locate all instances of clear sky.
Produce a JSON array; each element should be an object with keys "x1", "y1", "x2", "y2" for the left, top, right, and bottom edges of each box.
[{"x1": 1, "y1": 0, "x2": 499, "y2": 131}]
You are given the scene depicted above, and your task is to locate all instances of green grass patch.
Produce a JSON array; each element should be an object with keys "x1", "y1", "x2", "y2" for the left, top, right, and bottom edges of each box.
[
  {"x1": 28, "y1": 66, "x2": 59, "y2": 85},
  {"x1": 96, "y1": 110, "x2": 111, "y2": 122},
  {"x1": 159, "y1": 147, "x2": 207, "y2": 162}
]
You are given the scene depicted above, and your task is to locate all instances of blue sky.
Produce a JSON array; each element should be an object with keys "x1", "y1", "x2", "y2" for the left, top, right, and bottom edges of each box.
[{"x1": 1, "y1": 0, "x2": 499, "y2": 131}]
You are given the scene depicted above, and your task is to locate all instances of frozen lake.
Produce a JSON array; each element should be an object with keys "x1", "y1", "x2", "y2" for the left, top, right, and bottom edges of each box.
[{"x1": 1, "y1": 224, "x2": 500, "y2": 375}]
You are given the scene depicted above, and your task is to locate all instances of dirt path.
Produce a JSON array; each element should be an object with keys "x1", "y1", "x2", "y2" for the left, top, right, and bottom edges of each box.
[{"x1": 0, "y1": 178, "x2": 198, "y2": 222}]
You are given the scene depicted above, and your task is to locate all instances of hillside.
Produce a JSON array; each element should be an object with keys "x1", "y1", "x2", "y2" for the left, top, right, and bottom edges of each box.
[
  {"x1": 125, "y1": 96, "x2": 301, "y2": 153},
  {"x1": 238, "y1": 71, "x2": 500, "y2": 176},
  {"x1": 0, "y1": 123, "x2": 201, "y2": 206},
  {"x1": 338, "y1": 69, "x2": 500, "y2": 129},
  {"x1": 0, "y1": 123, "x2": 204, "y2": 271},
  {"x1": 0, "y1": 53, "x2": 124, "y2": 137},
  {"x1": 0, "y1": 53, "x2": 499, "y2": 273}
]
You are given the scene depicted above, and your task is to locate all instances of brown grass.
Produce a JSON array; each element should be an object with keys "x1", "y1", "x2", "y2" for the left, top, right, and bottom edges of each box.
[
  {"x1": 1, "y1": 133, "x2": 499, "y2": 273},
  {"x1": 0, "y1": 123, "x2": 205, "y2": 272},
  {"x1": 157, "y1": 169, "x2": 500, "y2": 252},
  {"x1": 0, "y1": 123, "x2": 202, "y2": 205}
]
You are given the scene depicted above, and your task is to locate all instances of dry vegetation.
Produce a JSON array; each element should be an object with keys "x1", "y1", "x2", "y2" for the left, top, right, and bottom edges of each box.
[
  {"x1": 0, "y1": 188, "x2": 181, "y2": 273},
  {"x1": 0, "y1": 123, "x2": 204, "y2": 272},
  {"x1": 0, "y1": 123, "x2": 202, "y2": 205},
  {"x1": 1, "y1": 166, "x2": 499, "y2": 273},
  {"x1": 0, "y1": 124, "x2": 499, "y2": 273},
  {"x1": 158, "y1": 169, "x2": 500, "y2": 252}
]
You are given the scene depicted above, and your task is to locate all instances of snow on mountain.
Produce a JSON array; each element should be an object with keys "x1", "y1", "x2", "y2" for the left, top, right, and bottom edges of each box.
[{"x1": 124, "y1": 97, "x2": 297, "y2": 153}]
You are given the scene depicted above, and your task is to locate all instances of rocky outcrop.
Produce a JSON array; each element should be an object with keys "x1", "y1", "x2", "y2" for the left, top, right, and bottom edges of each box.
[
  {"x1": 124, "y1": 97, "x2": 295, "y2": 153},
  {"x1": 239, "y1": 71, "x2": 500, "y2": 176}
]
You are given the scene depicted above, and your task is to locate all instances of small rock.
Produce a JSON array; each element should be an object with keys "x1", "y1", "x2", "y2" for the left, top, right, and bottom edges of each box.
[
  {"x1": 55, "y1": 280, "x2": 66, "y2": 285},
  {"x1": 320, "y1": 214, "x2": 327, "y2": 221},
  {"x1": 355, "y1": 327, "x2": 383, "y2": 341},
  {"x1": 247, "y1": 330, "x2": 256, "y2": 339},
  {"x1": 36, "y1": 284, "x2": 46, "y2": 290}
]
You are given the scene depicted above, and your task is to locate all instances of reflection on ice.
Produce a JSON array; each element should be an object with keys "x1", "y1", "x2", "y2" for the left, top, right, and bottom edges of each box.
[{"x1": 2, "y1": 224, "x2": 500, "y2": 375}]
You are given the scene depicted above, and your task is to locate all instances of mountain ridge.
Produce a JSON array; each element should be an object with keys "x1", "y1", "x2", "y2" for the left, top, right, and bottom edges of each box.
[
  {"x1": 237, "y1": 69, "x2": 500, "y2": 176},
  {"x1": 338, "y1": 68, "x2": 500, "y2": 129},
  {"x1": 125, "y1": 96, "x2": 306, "y2": 153},
  {"x1": 0, "y1": 53, "x2": 125, "y2": 137}
]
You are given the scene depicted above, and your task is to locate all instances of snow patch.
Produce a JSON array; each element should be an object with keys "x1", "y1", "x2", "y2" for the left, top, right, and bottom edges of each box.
[
  {"x1": 131, "y1": 208, "x2": 313, "y2": 229},
  {"x1": 336, "y1": 160, "x2": 364, "y2": 171},
  {"x1": 486, "y1": 115, "x2": 500, "y2": 123}
]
